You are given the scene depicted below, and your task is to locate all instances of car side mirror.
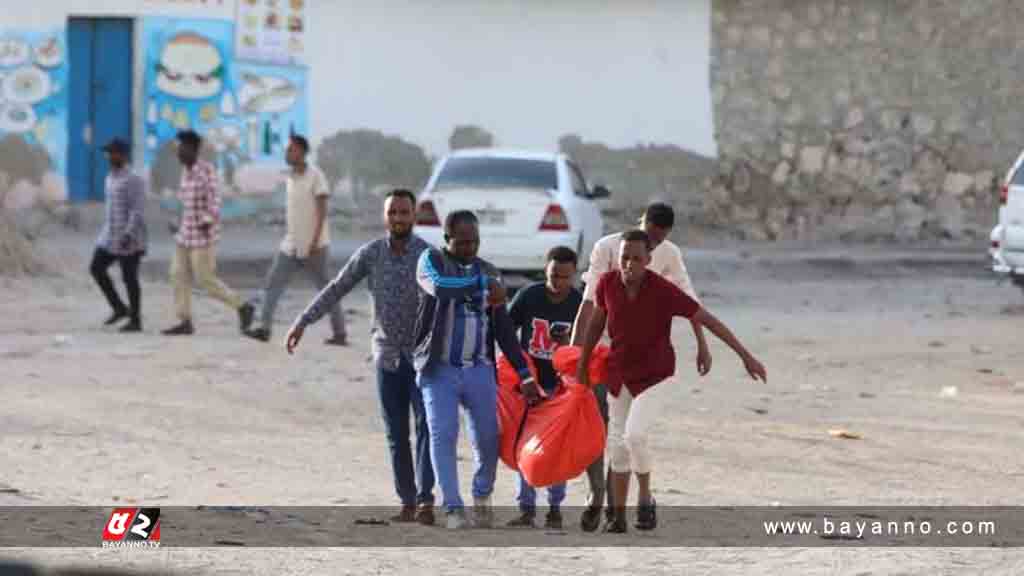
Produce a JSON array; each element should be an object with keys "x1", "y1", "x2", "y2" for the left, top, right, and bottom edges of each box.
[{"x1": 589, "y1": 185, "x2": 611, "y2": 199}]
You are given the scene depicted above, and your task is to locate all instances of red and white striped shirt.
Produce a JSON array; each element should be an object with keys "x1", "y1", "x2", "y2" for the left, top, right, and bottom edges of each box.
[{"x1": 175, "y1": 160, "x2": 221, "y2": 248}]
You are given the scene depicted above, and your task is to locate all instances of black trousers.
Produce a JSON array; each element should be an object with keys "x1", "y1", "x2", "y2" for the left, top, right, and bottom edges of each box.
[{"x1": 90, "y1": 247, "x2": 143, "y2": 321}]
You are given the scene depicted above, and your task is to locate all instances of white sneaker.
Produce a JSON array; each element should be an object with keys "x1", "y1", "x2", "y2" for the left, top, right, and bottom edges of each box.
[
  {"x1": 473, "y1": 496, "x2": 493, "y2": 529},
  {"x1": 446, "y1": 509, "x2": 468, "y2": 530}
]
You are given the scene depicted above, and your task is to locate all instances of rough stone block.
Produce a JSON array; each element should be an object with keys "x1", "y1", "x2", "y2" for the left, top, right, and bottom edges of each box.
[
  {"x1": 912, "y1": 114, "x2": 936, "y2": 137},
  {"x1": 943, "y1": 172, "x2": 974, "y2": 197},
  {"x1": 800, "y1": 147, "x2": 826, "y2": 175},
  {"x1": 751, "y1": 27, "x2": 773, "y2": 50},
  {"x1": 845, "y1": 108, "x2": 865, "y2": 129},
  {"x1": 974, "y1": 170, "x2": 995, "y2": 193},
  {"x1": 772, "y1": 161, "x2": 791, "y2": 186}
]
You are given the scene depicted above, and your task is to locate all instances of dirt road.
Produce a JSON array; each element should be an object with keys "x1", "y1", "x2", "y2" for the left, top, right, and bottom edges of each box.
[{"x1": 1, "y1": 232, "x2": 1023, "y2": 574}]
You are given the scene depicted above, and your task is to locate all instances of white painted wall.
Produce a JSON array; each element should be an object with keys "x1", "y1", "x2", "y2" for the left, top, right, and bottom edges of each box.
[
  {"x1": 305, "y1": 0, "x2": 716, "y2": 158},
  {"x1": 0, "y1": 0, "x2": 235, "y2": 26},
  {"x1": 3, "y1": 0, "x2": 717, "y2": 164}
]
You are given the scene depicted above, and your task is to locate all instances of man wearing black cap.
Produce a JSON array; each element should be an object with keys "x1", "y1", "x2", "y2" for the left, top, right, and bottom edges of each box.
[{"x1": 90, "y1": 138, "x2": 147, "y2": 332}]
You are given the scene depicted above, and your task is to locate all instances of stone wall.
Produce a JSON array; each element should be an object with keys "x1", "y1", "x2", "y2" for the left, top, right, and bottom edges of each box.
[{"x1": 707, "y1": 0, "x2": 1022, "y2": 242}]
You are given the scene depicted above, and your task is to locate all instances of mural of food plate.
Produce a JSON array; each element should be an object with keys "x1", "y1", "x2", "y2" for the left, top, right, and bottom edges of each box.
[
  {"x1": 156, "y1": 33, "x2": 224, "y2": 101},
  {"x1": 3, "y1": 66, "x2": 52, "y2": 105},
  {"x1": 0, "y1": 102, "x2": 38, "y2": 133},
  {"x1": 238, "y1": 72, "x2": 297, "y2": 114},
  {"x1": 0, "y1": 38, "x2": 31, "y2": 68},
  {"x1": 33, "y1": 37, "x2": 63, "y2": 69}
]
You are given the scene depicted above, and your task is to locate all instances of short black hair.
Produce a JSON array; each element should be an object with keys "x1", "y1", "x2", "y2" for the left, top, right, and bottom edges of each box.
[
  {"x1": 444, "y1": 210, "x2": 478, "y2": 235},
  {"x1": 176, "y1": 130, "x2": 202, "y2": 150},
  {"x1": 643, "y1": 202, "x2": 675, "y2": 229},
  {"x1": 290, "y1": 134, "x2": 310, "y2": 154},
  {"x1": 621, "y1": 228, "x2": 652, "y2": 251},
  {"x1": 385, "y1": 188, "x2": 417, "y2": 206},
  {"x1": 546, "y1": 245, "x2": 578, "y2": 267},
  {"x1": 103, "y1": 137, "x2": 130, "y2": 156}
]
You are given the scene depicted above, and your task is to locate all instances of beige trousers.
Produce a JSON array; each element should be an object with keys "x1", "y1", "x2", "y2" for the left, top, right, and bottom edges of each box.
[
  {"x1": 171, "y1": 244, "x2": 243, "y2": 321},
  {"x1": 607, "y1": 381, "x2": 671, "y2": 475}
]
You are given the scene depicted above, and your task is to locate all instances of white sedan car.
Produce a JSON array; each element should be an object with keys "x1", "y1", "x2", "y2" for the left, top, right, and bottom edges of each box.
[
  {"x1": 991, "y1": 148, "x2": 1024, "y2": 292},
  {"x1": 415, "y1": 149, "x2": 609, "y2": 275}
]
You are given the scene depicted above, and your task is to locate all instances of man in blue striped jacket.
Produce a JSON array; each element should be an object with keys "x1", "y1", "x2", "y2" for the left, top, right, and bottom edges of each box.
[{"x1": 414, "y1": 210, "x2": 534, "y2": 530}]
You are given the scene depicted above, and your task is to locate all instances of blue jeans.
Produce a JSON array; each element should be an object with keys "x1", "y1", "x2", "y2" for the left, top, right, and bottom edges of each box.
[
  {"x1": 516, "y1": 473, "x2": 566, "y2": 514},
  {"x1": 418, "y1": 363, "x2": 498, "y2": 512},
  {"x1": 378, "y1": 357, "x2": 435, "y2": 506}
]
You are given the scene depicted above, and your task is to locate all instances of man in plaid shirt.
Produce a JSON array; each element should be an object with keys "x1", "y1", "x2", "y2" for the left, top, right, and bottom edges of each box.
[
  {"x1": 162, "y1": 130, "x2": 254, "y2": 336},
  {"x1": 90, "y1": 138, "x2": 146, "y2": 333}
]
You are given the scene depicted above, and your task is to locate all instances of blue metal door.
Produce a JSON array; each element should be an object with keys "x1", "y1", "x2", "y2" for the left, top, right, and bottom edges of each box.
[
  {"x1": 67, "y1": 20, "x2": 93, "y2": 203},
  {"x1": 67, "y1": 18, "x2": 133, "y2": 202}
]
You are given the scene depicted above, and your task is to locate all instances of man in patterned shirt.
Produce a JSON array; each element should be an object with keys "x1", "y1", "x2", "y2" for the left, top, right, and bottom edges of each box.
[
  {"x1": 90, "y1": 138, "x2": 146, "y2": 333},
  {"x1": 162, "y1": 130, "x2": 254, "y2": 336},
  {"x1": 285, "y1": 189, "x2": 437, "y2": 525}
]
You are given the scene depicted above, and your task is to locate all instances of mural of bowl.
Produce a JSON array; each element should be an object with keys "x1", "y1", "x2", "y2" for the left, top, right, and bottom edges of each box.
[
  {"x1": 34, "y1": 37, "x2": 63, "y2": 68},
  {"x1": 238, "y1": 73, "x2": 297, "y2": 114},
  {"x1": 4, "y1": 66, "x2": 51, "y2": 105},
  {"x1": 0, "y1": 103, "x2": 38, "y2": 133},
  {"x1": 0, "y1": 38, "x2": 30, "y2": 68}
]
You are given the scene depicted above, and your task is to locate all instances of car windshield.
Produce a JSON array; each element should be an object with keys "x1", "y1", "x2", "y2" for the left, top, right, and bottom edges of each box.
[
  {"x1": 1013, "y1": 165, "x2": 1024, "y2": 186},
  {"x1": 434, "y1": 157, "x2": 558, "y2": 191}
]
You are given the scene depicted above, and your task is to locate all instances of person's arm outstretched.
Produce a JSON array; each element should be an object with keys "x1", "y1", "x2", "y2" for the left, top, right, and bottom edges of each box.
[{"x1": 286, "y1": 244, "x2": 371, "y2": 353}]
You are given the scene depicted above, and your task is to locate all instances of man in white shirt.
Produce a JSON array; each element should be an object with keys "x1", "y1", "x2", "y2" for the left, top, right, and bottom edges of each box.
[
  {"x1": 570, "y1": 202, "x2": 710, "y2": 532},
  {"x1": 245, "y1": 135, "x2": 346, "y2": 344}
]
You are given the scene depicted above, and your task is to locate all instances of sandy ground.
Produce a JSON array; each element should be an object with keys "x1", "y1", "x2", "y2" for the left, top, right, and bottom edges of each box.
[{"x1": 2, "y1": 225, "x2": 1024, "y2": 573}]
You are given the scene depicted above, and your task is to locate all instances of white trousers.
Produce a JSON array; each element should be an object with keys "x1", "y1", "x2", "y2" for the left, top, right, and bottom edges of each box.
[{"x1": 607, "y1": 381, "x2": 670, "y2": 475}]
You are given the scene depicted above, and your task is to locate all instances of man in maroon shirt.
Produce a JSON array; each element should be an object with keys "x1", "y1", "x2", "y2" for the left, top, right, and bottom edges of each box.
[{"x1": 577, "y1": 229, "x2": 767, "y2": 533}]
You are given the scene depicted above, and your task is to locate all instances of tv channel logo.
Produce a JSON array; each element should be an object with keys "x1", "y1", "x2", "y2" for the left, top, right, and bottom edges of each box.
[{"x1": 102, "y1": 507, "x2": 161, "y2": 548}]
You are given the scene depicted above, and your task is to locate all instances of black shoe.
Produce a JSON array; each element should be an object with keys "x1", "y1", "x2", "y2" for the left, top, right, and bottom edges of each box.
[
  {"x1": 238, "y1": 303, "x2": 255, "y2": 332},
  {"x1": 635, "y1": 498, "x2": 657, "y2": 531},
  {"x1": 544, "y1": 509, "x2": 563, "y2": 530},
  {"x1": 244, "y1": 327, "x2": 270, "y2": 342},
  {"x1": 580, "y1": 505, "x2": 602, "y2": 533},
  {"x1": 324, "y1": 335, "x2": 347, "y2": 346},
  {"x1": 603, "y1": 516, "x2": 628, "y2": 534},
  {"x1": 505, "y1": 511, "x2": 536, "y2": 528},
  {"x1": 119, "y1": 320, "x2": 142, "y2": 333},
  {"x1": 104, "y1": 309, "x2": 129, "y2": 326},
  {"x1": 162, "y1": 320, "x2": 194, "y2": 335}
]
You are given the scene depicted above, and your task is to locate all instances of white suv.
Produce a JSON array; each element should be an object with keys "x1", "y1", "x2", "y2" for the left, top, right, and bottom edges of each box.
[
  {"x1": 991, "y1": 150, "x2": 1024, "y2": 290},
  {"x1": 415, "y1": 149, "x2": 609, "y2": 274}
]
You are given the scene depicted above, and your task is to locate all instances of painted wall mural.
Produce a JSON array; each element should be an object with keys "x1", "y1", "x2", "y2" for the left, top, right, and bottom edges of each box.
[
  {"x1": 142, "y1": 16, "x2": 307, "y2": 217},
  {"x1": 142, "y1": 18, "x2": 235, "y2": 168},
  {"x1": 0, "y1": 30, "x2": 68, "y2": 209},
  {"x1": 235, "y1": 0, "x2": 308, "y2": 67}
]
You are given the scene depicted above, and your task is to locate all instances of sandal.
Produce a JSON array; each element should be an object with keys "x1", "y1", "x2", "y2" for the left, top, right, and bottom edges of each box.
[{"x1": 635, "y1": 497, "x2": 657, "y2": 531}]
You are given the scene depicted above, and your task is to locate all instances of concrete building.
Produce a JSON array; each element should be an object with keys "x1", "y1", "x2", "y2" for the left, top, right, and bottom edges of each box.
[{"x1": 0, "y1": 0, "x2": 715, "y2": 212}]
